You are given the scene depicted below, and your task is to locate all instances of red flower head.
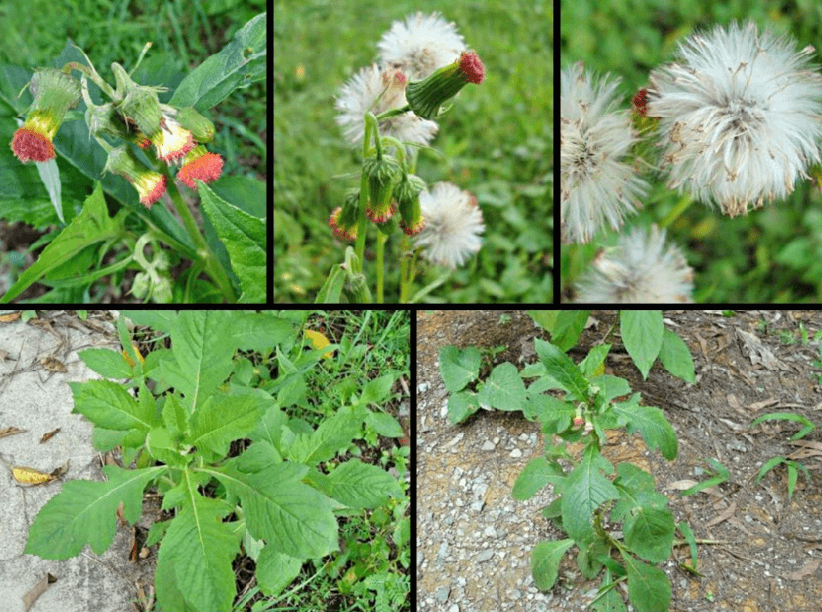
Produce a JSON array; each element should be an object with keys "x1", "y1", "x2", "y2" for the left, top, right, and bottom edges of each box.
[
  {"x1": 151, "y1": 118, "x2": 196, "y2": 163},
  {"x1": 10, "y1": 69, "x2": 80, "y2": 163},
  {"x1": 103, "y1": 146, "x2": 166, "y2": 207},
  {"x1": 329, "y1": 206, "x2": 358, "y2": 241},
  {"x1": 459, "y1": 51, "x2": 485, "y2": 85},
  {"x1": 177, "y1": 145, "x2": 224, "y2": 189}
]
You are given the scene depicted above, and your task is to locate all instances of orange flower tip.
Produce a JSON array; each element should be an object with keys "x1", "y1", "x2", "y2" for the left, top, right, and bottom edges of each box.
[
  {"x1": 154, "y1": 123, "x2": 196, "y2": 162},
  {"x1": 139, "y1": 174, "x2": 167, "y2": 207},
  {"x1": 401, "y1": 218, "x2": 425, "y2": 236},
  {"x1": 10, "y1": 127, "x2": 55, "y2": 163},
  {"x1": 329, "y1": 207, "x2": 357, "y2": 241},
  {"x1": 460, "y1": 51, "x2": 485, "y2": 85},
  {"x1": 366, "y1": 201, "x2": 397, "y2": 224},
  {"x1": 177, "y1": 152, "x2": 224, "y2": 189}
]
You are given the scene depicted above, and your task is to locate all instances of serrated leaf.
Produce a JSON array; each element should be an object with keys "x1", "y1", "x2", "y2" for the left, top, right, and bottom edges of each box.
[
  {"x1": 561, "y1": 446, "x2": 619, "y2": 544},
  {"x1": 531, "y1": 539, "x2": 575, "y2": 591},
  {"x1": 512, "y1": 457, "x2": 561, "y2": 500},
  {"x1": 256, "y1": 545, "x2": 302, "y2": 596},
  {"x1": 612, "y1": 395, "x2": 678, "y2": 460},
  {"x1": 69, "y1": 379, "x2": 158, "y2": 432},
  {"x1": 156, "y1": 491, "x2": 241, "y2": 612},
  {"x1": 161, "y1": 311, "x2": 236, "y2": 411},
  {"x1": 361, "y1": 373, "x2": 397, "y2": 406},
  {"x1": 620, "y1": 311, "x2": 664, "y2": 379},
  {"x1": 198, "y1": 182, "x2": 266, "y2": 303},
  {"x1": 286, "y1": 404, "x2": 365, "y2": 466},
  {"x1": 659, "y1": 329, "x2": 695, "y2": 383},
  {"x1": 476, "y1": 362, "x2": 525, "y2": 411},
  {"x1": 306, "y1": 459, "x2": 403, "y2": 508},
  {"x1": 535, "y1": 338, "x2": 590, "y2": 401},
  {"x1": 25, "y1": 465, "x2": 166, "y2": 559},
  {"x1": 438, "y1": 346, "x2": 481, "y2": 392},
  {"x1": 208, "y1": 462, "x2": 339, "y2": 559},
  {"x1": 446, "y1": 391, "x2": 479, "y2": 424},
  {"x1": 623, "y1": 506, "x2": 674, "y2": 562},
  {"x1": 625, "y1": 557, "x2": 671, "y2": 612},
  {"x1": 78, "y1": 347, "x2": 135, "y2": 379},
  {"x1": 189, "y1": 392, "x2": 269, "y2": 456},
  {"x1": 169, "y1": 13, "x2": 266, "y2": 110},
  {"x1": 162, "y1": 393, "x2": 191, "y2": 438},
  {"x1": 366, "y1": 411, "x2": 405, "y2": 437}
]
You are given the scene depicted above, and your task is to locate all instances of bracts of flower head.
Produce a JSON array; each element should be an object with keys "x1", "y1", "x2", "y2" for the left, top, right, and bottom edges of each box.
[
  {"x1": 405, "y1": 51, "x2": 485, "y2": 120},
  {"x1": 11, "y1": 68, "x2": 81, "y2": 163},
  {"x1": 102, "y1": 145, "x2": 166, "y2": 208}
]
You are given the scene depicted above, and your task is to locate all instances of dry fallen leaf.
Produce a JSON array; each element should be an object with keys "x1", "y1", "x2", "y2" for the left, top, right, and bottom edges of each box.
[
  {"x1": 12, "y1": 466, "x2": 57, "y2": 486},
  {"x1": 39, "y1": 357, "x2": 67, "y2": 372},
  {"x1": 23, "y1": 573, "x2": 57, "y2": 612},
  {"x1": 786, "y1": 558, "x2": 821, "y2": 581},
  {"x1": 0, "y1": 311, "x2": 21, "y2": 323},
  {"x1": 0, "y1": 426, "x2": 26, "y2": 439},
  {"x1": 40, "y1": 428, "x2": 61, "y2": 444}
]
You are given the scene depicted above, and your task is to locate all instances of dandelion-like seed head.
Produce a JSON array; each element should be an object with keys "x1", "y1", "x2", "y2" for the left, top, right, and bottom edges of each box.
[
  {"x1": 647, "y1": 21, "x2": 822, "y2": 217},
  {"x1": 561, "y1": 63, "x2": 647, "y2": 243},
  {"x1": 574, "y1": 225, "x2": 694, "y2": 303},
  {"x1": 335, "y1": 64, "x2": 438, "y2": 149},
  {"x1": 413, "y1": 181, "x2": 483, "y2": 269},
  {"x1": 377, "y1": 12, "x2": 466, "y2": 80}
]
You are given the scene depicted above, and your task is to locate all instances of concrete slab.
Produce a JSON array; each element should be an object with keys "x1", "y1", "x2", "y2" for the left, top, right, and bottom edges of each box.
[{"x1": 0, "y1": 311, "x2": 154, "y2": 612}]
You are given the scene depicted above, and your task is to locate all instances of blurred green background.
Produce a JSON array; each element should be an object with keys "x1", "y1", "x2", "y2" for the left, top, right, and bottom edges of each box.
[
  {"x1": 561, "y1": 0, "x2": 822, "y2": 302},
  {"x1": 275, "y1": 0, "x2": 552, "y2": 303}
]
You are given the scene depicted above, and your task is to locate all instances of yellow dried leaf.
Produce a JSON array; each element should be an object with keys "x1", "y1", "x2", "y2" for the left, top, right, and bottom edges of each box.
[
  {"x1": 12, "y1": 466, "x2": 56, "y2": 486},
  {"x1": 304, "y1": 329, "x2": 333, "y2": 359}
]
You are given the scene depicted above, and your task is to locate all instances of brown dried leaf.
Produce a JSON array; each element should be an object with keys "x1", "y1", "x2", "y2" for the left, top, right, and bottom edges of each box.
[
  {"x1": 23, "y1": 573, "x2": 57, "y2": 612},
  {"x1": 786, "y1": 558, "x2": 821, "y2": 581},
  {"x1": 0, "y1": 311, "x2": 21, "y2": 323},
  {"x1": 12, "y1": 466, "x2": 57, "y2": 486},
  {"x1": 39, "y1": 357, "x2": 67, "y2": 372},
  {"x1": 0, "y1": 426, "x2": 26, "y2": 439},
  {"x1": 705, "y1": 501, "x2": 737, "y2": 528},
  {"x1": 39, "y1": 428, "x2": 61, "y2": 444}
]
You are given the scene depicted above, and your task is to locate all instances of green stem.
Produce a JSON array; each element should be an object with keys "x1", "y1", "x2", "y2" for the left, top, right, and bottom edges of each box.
[
  {"x1": 376, "y1": 231, "x2": 385, "y2": 303},
  {"x1": 659, "y1": 194, "x2": 693, "y2": 229}
]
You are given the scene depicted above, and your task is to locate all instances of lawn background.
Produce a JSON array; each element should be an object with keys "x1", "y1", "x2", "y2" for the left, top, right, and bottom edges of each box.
[
  {"x1": 562, "y1": 0, "x2": 822, "y2": 302},
  {"x1": 275, "y1": 0, "x2": 552, "y2": 303}
]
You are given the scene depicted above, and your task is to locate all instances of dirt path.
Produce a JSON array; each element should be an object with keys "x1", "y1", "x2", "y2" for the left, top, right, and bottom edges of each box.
[{"x1": 416, "y1": 310, "x2": 822, "y2": 612}]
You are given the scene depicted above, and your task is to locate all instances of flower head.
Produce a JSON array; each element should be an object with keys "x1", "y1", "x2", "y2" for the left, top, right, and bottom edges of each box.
[
  {"x1": 10, "y1": 69, "x2": 81, "y2": 163},
  {"x1": 395, "y1": 172, "x2": 426, "y2": 235},
  {"x1": 573, "y1": 225, "x2": 694, "y2": 303},
  {"x1": 561, "y1": 62, "x2": 647, "y2": 243},
  {"x1": 151, "y1": 117, "x2": 196, "y2": 163},
  {"x1": 335, "y1": 64, "x2": 438, "y2": 148},
  {"x1": 405, "y1": 51, "x2": 486, "y2": 119},
  {"x1": 378, "y1": 12, "x2": 466, "y2": 80},
  {"x1": 330, "y1": 190, "x2": 360, "y2": 241},
  {"x1": 103, "y1": 146, "x2": 166, "y2": 207},
  {"x1": 647, "y1": 21, "x2": 822, "y2": 217},
  {"x1": 177, "y1": 145, "x2": 224, "y2": 189},
  {"x1": 413, "y1": 181, "x2": 484, "y2": 268}
]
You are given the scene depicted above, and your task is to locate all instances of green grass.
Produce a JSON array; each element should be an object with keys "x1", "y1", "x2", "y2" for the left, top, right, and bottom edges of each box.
[
  {"x1": 561, "y1": 0, "x2": 822, "y2": 302},
  {"x1": 275, "y1": 0, "x2": 553, "y2": 302}
]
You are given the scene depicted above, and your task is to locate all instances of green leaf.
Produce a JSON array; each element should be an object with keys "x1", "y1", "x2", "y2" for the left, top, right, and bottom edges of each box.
[
  {"x1": 361, "y1": 373, "x2": 397, "y2": 406},
  {"x1": 535, "y1": 338, "x2": 590, "y2": 401},
  {"x1": 306, "y1": 459, "x2": 403, "y2": 508},
  {"x1": 580, "y1": 343, "x2": 611, "y2": 377},
  {"x1": 446, "y1": 391, "x2": 479, "y2": 424},
  {"x1": 161, "y1": 311, "x2": 237, "y2": 411},
  {"x1": 658, "y1": 329, "x2": 695, "y2": 383},
  {"x1": 366, "y1": 411, "x2": 405, "y2": 437},
  {"x1": 620, "y1": 311, "x2": 664, "y2": 379},
  {"x1": 286, "y1": 404, "x2": 365, "y2": 466},
  {"x1": 69, "y1": 379, "x2": 158, "y2": 432},
  {"x1": 25, "y1": 465, "x2": 166, "y2": 559},
  {"x1": 199, "y1": 181, "x2": 265, "y2": 303},
  {"x1": 256, "y1": 545, "x2": 303, "y2": 596},
  {"x1": 155, "y1": 489, "x2": 241, "y2": 612},
  {"x1": 612, "y1": 394, "x2": 678, "y2": 460},
  {"x1": 512, "y1": 457, "x2": 563, "y2": 500},
  {"x1": 476, "y1": 362, "x2": 526, "y2": 411},
  {"x1": 0, "y1": 183, "x2": 126, "y2": 303},
  {"x1": 189, "y1": 392, "x2": 270, "y2": 456},
  {"x1": 561, "y1": 446, "x2": 619, "y2": 544},
  {"x1": 625, "y1": 557, "x2": 671, "y2": 612},
  {"x1": 209, "y1": 462, "x2": 339, "y2": 559},
  {"x1": 550, "y1": 310, "x2": 590, "y2": 351},
  {"x1": 531, "y1": 538, "x2": 575, "y2": 591},
  {"x1": 623, "y1": 506, "x2": 674, "y2": 562},
  {"x1": 169, "y1": 13, "x2": 267, "y2": 110},
  {"x1": 77, "y1": 347, "x2": 134, "y2": 379},
  {"x1": 439, "y1": 346, "x2": 481, "y2": 392}
]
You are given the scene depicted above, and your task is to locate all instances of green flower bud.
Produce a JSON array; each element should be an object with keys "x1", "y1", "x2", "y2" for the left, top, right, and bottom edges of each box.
[
  {"x1": 405, "y1": 51, "x2": 485, "y2": 119},
  {"x1": 363, "y1": 154, "x2": 399, "y2": 222},
  {"x1": 174, "y1": 107, "x2": 215, "y2": 143},
  {"x1": 395, "y1": 172, "x2": 426, "y2": 236},
  {"x1": 111, "y1": 63, "x2": 163, "y2": 136}
]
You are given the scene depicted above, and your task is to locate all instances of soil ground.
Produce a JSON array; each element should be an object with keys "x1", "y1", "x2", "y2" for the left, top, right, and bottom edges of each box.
[{"x1": 416, "y1": 310, "x2": 822, "y2": 612}]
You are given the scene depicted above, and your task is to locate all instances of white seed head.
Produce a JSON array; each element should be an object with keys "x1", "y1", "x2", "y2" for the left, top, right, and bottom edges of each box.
[
  {"x1": 561, "y1": 62, "x2": 647, "y2": 243},
  {"x1": 647, "y1": 21, "x2": 822, "y2": 216},
  {"x1": 574, "y1": 224, "x2": 694, "y2": 303}
]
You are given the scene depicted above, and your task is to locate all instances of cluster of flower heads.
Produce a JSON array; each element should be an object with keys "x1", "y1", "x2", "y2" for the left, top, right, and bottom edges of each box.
[
  {"x1": 331, "y1": 12, "x2": 486, "y2": 269},
  {"x1": 563, "y1": 20, "x2": 822, "y2": 302},
  {"x1": 10, "y1": 59, "x2": 223, "y2": 208}
]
